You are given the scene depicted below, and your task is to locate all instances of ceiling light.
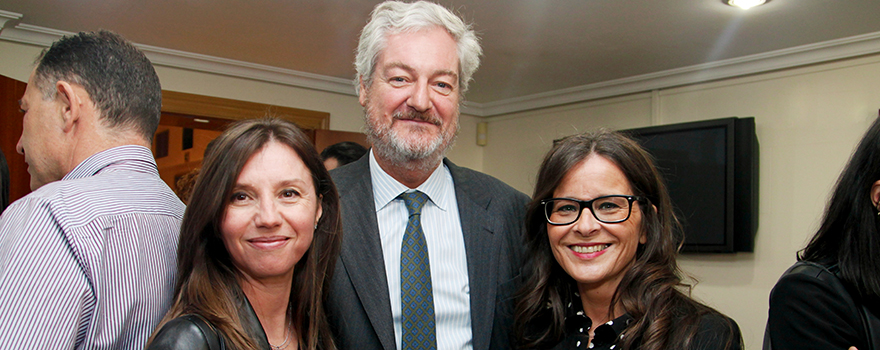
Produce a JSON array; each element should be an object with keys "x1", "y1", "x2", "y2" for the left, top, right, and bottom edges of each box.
[{"x1": 723, "y1": 0, "x2": 769, "y2": 10}]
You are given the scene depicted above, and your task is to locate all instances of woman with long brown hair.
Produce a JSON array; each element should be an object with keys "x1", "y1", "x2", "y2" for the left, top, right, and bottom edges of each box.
[
  {"x1": 148, "y1": 118, "x2": 340, "y2": 350},
  {"x1": 514, "y1": 129, "x2": 742, "y2": 350}
]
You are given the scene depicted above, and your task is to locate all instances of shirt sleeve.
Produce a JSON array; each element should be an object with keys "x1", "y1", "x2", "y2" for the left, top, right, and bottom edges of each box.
[
  {"x1": 0, "y1": 197, "x2": 91, "y2": 348},
  {"x1": 767, "y1": 269, "x2": 865, "y2": 350}
]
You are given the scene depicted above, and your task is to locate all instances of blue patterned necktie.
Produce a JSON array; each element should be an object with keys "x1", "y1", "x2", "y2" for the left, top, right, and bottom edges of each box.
[{"x1": 399, "y1": 191, "x2": 436, "y2": 350}]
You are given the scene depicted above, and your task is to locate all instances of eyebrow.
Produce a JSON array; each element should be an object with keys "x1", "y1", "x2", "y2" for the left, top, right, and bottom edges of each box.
[
  {"x1": 384, "y1": 62, "x2": 459, "y2": 81},
  {"x1": 232, "y1": 179, "x2": 310, "y2": 191},
  {"x1": 276, "y1": 179, "x2": 309, "y2": 188}
]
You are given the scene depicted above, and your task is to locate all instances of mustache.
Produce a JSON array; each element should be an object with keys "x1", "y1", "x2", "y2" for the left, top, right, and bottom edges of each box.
[{"x1": 392, "y1": 110, "x2": 441, "y2": 126}]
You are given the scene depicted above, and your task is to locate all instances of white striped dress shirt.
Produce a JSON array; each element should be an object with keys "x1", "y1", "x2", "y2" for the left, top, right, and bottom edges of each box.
[
  {"x1": 369, "y1": 151, "x2": 473, "y2": 350},
  {"x1": 0, "y1": 145, "x2": 185, "y2": 349}
]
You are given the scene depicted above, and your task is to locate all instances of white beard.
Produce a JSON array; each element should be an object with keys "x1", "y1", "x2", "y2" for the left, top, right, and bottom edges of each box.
[{"x1": 363, "y1": 106, "x2": 459, "y2": 172}]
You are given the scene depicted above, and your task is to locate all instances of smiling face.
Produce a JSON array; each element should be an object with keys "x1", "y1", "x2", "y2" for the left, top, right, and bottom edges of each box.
[
  {"x1": 360, "y1": 26, "x2": 460, "y2": 165},
  {"x1": 17, "y1": 70, "x2": 68, "y2": 190},
  {"x1": 547, "y1": 155, "x2": 646, "y2": 295},
  {"x1": 220, "y1": 140, "x2": 322, "y2": 285}
]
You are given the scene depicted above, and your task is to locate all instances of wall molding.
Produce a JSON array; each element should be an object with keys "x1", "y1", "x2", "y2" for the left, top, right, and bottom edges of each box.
[
  {"x1": 0, "y1": 23, "x2": 356, "y2": 96},
  {"x1": 0, "y1": 10, "x2": 22, "y2": 32},
  {"x1": 4, "y1": 22, "x2": 880, "y2": 118},
  {"x1": 471, "y1": 31, "x2": 880, "y2": 117}
]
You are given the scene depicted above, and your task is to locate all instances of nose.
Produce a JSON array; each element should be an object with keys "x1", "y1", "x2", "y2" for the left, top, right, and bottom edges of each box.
[
  {"x1": 254, "y1": 199, "x2": 282, "y2": 228},
  {"x1": 572, "y1": 207, "x2": 601, "y2": 236},
  {"x1": 406, "y1": 81, "x2": 433, "y2": 113},
  {"x1": 15, "y1": 136, "x2": 24, "y2": 155}
]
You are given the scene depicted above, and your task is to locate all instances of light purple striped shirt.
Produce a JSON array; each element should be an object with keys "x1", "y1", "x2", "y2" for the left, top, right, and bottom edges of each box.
[{"x1": 0, "y1": 145, "x2": 185, "y2": 349}]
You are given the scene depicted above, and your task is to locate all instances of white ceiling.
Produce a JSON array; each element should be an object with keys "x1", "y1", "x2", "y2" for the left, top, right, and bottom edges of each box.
[{"x1": 3, "y1": 0, "x2": 880, "y2": 116}]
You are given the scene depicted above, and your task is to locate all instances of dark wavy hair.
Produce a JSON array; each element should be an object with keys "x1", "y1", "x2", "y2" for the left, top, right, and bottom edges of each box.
[
  {"x1": 801, "y1": 116, "x2": 880, "y2": 300},
  {"x1": 320, "y1": 141, "x2": 368, "y2": 167},
  {"x1": 33, "y1": 30, "x2": 161, "y2": 142},
  {"x1": 514, "y1": 129, "x2": 740, "y2": 350},
  {"x1": 151, "y1": 118, "x2": 340, "y2": 350}
]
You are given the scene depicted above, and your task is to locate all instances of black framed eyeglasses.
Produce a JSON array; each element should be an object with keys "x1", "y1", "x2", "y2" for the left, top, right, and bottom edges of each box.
[{"x1": 541, "y1": 195, "x2": 646, "y2": 225}]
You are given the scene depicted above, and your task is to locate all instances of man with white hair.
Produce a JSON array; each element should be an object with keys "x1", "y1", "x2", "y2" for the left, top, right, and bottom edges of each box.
[{"x1": 327, "y1": 2, "x2": 529, "y2": 349}]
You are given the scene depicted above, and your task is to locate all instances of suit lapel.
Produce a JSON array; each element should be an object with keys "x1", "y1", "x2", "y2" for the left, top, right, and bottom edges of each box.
[
  {"x1": 447, "y1": 159, "x2": 500, "y2": 350},
  {"x1": 337, "y1": 157, "x2": 397, "y2": 350},
  {"x1": 338, "y1": 158, "x2": 505, "y2": 350}
]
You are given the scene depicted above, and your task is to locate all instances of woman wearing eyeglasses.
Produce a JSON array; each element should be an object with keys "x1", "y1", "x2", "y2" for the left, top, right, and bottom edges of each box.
[{"x1": 514, "y1": 129, "x2": 742, "y2": 350}]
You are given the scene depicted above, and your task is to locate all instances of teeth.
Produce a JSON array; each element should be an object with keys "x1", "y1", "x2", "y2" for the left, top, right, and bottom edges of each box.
[{"x1": 572, "y1": 244, "x2": 609, "y2": 253}]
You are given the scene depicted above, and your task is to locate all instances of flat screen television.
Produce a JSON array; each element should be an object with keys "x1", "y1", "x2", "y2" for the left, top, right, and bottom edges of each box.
[{"x1": 622, "y1": 117, "x2": 758, "y2": 253}]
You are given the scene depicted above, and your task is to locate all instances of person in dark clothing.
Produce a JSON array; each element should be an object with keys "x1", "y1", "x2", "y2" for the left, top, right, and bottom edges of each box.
[
  {"x1": 515, "y1": 129, "x2": 742, "y2": 350},
  {"x1": 320, "y1": 141, "x2": 367, "y2": 170},
  {"x1": 148, "y1": 118, "x2": 341, "y2": 350},
  {"x1": 765, "y1": 116, "x2": 880, "y2": 350}
]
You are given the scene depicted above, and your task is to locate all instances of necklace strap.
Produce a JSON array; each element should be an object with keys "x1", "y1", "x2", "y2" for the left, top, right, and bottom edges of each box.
[{"x1": 269, "y1": 320, "x2": 292, "y2": 350}]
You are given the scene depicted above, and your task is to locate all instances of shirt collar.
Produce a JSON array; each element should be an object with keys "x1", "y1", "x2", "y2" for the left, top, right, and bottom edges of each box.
[
  {"x1": 369, "y1": 149, "x2": 452, "y2": 212},
  {"x1": 62, "y1": 145, "x2": 158, "y2": 181},
  {"x1": 564, "y1": 292, "x2": 634, "y2": 347}
]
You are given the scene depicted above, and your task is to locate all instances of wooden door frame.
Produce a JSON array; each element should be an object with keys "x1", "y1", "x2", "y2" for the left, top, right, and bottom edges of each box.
[
  {"x1": 1, "y1": 79, "x2": 330, "y2": 204},
  {"x1": 161, "y1": 90, "x2": 329, "y2": 130},
  {"x1": 155, "y1": 91, "x2": 330, "y2": 200},
  {"x1": 0, "y1": 74, "x2": 27, "y2": 205}
]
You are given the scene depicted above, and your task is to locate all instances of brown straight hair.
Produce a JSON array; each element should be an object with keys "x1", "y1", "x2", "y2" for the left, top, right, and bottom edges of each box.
[{"x1": 150, "y1": 118, "x2": 340, "y2": 350}]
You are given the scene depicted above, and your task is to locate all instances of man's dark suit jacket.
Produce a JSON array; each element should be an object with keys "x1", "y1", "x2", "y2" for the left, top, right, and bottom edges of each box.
[{"x1": 327, "y1": 156, "x2": 530, "y2": 350}]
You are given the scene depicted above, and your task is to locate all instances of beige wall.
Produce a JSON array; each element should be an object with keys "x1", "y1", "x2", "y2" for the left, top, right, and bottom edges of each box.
[
  {"x1": 0, "y1": 41, "x2": 41, "y2": 82},
  {"x1": 482, "y1": 93, "x2": 655, "y2": 192},
  {"x1": 6, "y1": 38, "x2": 880, "y2": 350},
  {"x1": 482, "y1": 53, "x2": 880, "y2": 349}
]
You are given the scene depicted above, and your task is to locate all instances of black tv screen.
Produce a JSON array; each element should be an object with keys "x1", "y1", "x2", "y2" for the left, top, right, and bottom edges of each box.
[{"x1": 623, "y1": 117, "x2": 758, "y2": 253}]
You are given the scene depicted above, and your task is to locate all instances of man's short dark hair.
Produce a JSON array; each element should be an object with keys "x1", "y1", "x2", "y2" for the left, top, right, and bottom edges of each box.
[
  {"x1": 320, "y1": 141, "x2": 368, "y2": 167},
  {"x1": 34, "y1": 30, "x2": 162, "y2": 142}
]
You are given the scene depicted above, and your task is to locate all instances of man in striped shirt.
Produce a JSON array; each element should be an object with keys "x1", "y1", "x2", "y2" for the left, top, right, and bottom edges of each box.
[{"x1": 0, "y1": 31, "x2": 185, "y2": 349}]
